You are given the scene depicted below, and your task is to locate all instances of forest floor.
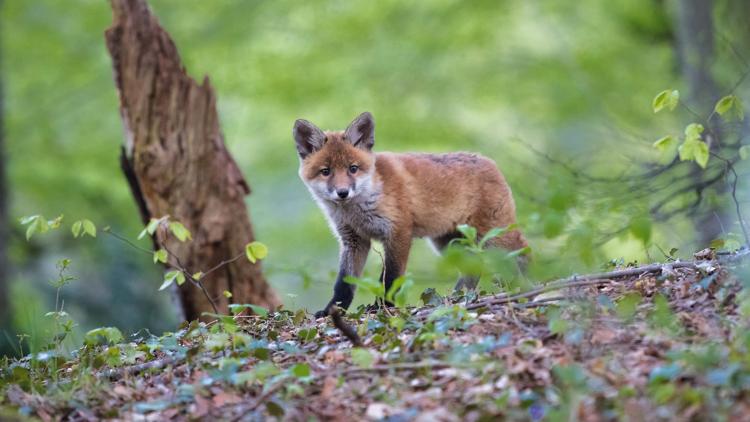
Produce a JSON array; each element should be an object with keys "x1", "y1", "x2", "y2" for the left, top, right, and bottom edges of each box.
[{"x1": 2, "y1": 250, "x2": 750, "y2": 421}]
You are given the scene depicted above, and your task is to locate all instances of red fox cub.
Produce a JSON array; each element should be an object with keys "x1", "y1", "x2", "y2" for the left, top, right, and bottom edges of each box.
[{"x1": 293, "y1": 112, "x2": 528, "y2": 317}]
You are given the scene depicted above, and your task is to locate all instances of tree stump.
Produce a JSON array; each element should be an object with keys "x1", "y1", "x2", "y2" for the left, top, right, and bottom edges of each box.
[{"x1": 105, "y1": 0, "x2": 280, "y2": 320}]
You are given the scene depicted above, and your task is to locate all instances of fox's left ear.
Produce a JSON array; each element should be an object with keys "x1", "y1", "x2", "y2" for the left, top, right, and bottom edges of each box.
[
  {"x1": 344, "y1": 112, "x2": 375, "y2": 150},
  {"x1": 293, "y1": 119, "x2": 326, "y2": 159}
]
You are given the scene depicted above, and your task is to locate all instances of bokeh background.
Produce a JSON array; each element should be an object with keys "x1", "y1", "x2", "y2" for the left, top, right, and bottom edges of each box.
[{"x1": 2, "y1": 0, "x2": 749, "y2": 354}]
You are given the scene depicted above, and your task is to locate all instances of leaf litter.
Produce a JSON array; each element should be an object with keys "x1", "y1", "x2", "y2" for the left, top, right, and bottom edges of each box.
[{"x1": 2, "y1": 252, "x2": 750, "y2": 421}]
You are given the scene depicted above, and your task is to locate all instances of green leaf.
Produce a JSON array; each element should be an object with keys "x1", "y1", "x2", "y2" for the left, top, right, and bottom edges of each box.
[
  {"x1": 169, "y1": 221, "x2": 192, "y2": 242},
  {"x1": 19, "y1": 215, "x2": 38, "y2": 225},
  {"x1": 71, "y1": 221, "x2": 83, "y2": 238},
  {"x1": 652, "y1": 89, "x2": 679, "y2": 113},
  {"x1": 715, "y1": 95, "x2": 744, "y2": 121},
  {"x1": 706, "y1": 364, "x2": 739, "y2": 386},
  {"x1": 715, "y1": 95, "x2": 734, "y2": 115},
  {"x1": 223, "y1": 290, "x2": 233, "y2": 298},
  {"x1": 193, "y1": 272, "x2": 204, "y2": 280},
  {"x1": 48, "y1": 215, "x2": 63, "y2": 229},
  {"x1": 290, "y1": 363, "x2": 311, "y2": 378},
  {"x1": 456, "y1": 224, "x2": 477, "y2": 244},
  {"x1": 630, "y1": 215, "x2": 652, "y2": 244},
  {"x1": 21, "y1": 215, "x2": 49, "y2": 240},
  {"x1": 228, "y1": 304, "x2": 269, "y2": 317},
  {"x1": 245, "y1": 241, "x2": 268, "y2": 264},
  {"x1": 297, "y1": 327, "x2": 318, "y2": 342},
  {"x1": 420, "y1": 288, "x2": 443, "y2": 307},
  {"x1": 82, "y1": 219, "x2": 96, "y2": 237},
  {"x1": 266, "y1": 401, "x2": 285, "y2": 417},
  {"x1": 234, "y1": 362, "x2": 280, "y2": 385},
  {"x1": 684, "y1": 123, "x2": 704, "y2": 140},
  {"x1": 616, "y1": 293, "x2": 642, "y2": 320},
  {"x1": 344, "y1": 276, "x2": 385, "y2": 299},
  {"x1": 393, "y1": 279, "x2": 414, "y2": 309},
  {"x1": 678, "y1": 125, "x2": 709, "y2": 168},
  {"x1": 138, "y1": 218, "x2": 162, "y2": 240},
  {"x1": 652, "y1": 135, "x2": 676, "y2": 152},
  {"x1": 478, "y1": 225, "x2": 516, "y2": 249},
  {"x1": 548, "y1": 316, "x2": 569, "y2": 334},
  {"x1": 709, "y1": 238, "x2": 725, "y2": 249},
  {"x1": 649, "y1": 363, "x2": 681, "y2": 383},
  {"x1": 84, "y1": 327, "x2": 123, "y2": 346},
  {"x1": 693, "y1": 140, "x2": 709, "y2": 168},
  {"x1": 159, "y1": 270, "x2": 183, "y2": 291},
  {"x1": 153, "y1": 249, "x2": 168, "y2": 264},
  {"x1": 351, "y1": 348, "x2": 374, "y2": 368},
  {"x1": 543, "y1": 212, "x2": 565, "y2": 238},
  {"x1": 739, "y1": 145, "x2": 749, "y2": 160},
  {"x1": 385, "y1": 276, "x2": 407, "y2": 303}
]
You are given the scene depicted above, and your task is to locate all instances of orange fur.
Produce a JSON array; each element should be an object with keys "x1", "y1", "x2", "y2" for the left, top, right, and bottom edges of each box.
[{"x1": 293, "y1": 112, "x2": 527, "y2": 316}]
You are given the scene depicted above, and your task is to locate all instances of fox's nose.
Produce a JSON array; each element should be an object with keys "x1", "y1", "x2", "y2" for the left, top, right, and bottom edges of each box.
[{"x1": 336, "y1": 189, "x2": 349, "y2": 199}]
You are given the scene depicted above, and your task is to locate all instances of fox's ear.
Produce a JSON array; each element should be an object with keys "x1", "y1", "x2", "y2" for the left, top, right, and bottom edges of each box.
[
  {"x1": 344, "y1": 112, "x2": 375, "y2": 150},
  {"x1": 293, "y1": 119, "x2": 326, "y2": 159}
]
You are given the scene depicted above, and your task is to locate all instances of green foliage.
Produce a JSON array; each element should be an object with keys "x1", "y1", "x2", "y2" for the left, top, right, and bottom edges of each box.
[
  {"x1": 159, "y1": 270, "x2": 185, "y2": 291},
  {"x1": 290, "y1": 363, "x2": 311, "y2": 379},
  {"x1": 385, "y1": 276, "x2": 414, "y2": 309},
  {"x1": 615, "y1": 293, "x2": 642, "y2": 320},
  {"x1": 677, "y1": 123, "x2": 709, "y2": 168},
  {"x1": 19, "y1": 214, "x2": 62, "y2": 240},
  {"x1": 351, "y1": 348, "x2": 375, "y2": 368},
  {"x1": 138, "y1": 217, "x2": 163, "y2": 240},
  {"x1": 71, "y1": 219, "x2": 96, "y2": 238},
  {"x1": 714, "y1": 95, "x2": 744, "y2": 121},
  {"x1": 153, "y1": 249, "x2": 168, "y2": 264},
  {"x1": 84, "y1": 327, "x2": 124, "y2": 346},
  {"x1": 168, "y1": 221, "x2": 192, "y2": 242},
  {"x1": 245, "y1": 241, "x2": 268, "y2": 264},
  {"x1": 629, "y1": 214, "x2": 652, "y2": 244},
  {"x1": 228, "y1": 304, "x2": 269, "y2": 317},
  {"x1": 8, "y1": 0, "x2": 745, "y2": 334},
  {"x1": 344, "y1": 276, "x2": 385, "y2": 299},
  {"x1": 653, "y1": 135, "x2": 676, "y2": 152},
  {"x1": 652, "y1": 89, "x2": 679, "y2": 113}
]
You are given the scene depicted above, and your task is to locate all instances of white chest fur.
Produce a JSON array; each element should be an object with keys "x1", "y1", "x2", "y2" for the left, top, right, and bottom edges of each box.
[{"x1": 320, "y1": 195, "x2": 392, "y2": 241}]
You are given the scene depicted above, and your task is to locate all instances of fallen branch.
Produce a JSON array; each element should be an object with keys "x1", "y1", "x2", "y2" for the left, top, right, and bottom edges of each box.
[
  {"x1": 411, "y1": 259, "x2": 719, "y2": 320},
  {"x1": 330, "y1": 307, "x2": 363, "y2": 347}
]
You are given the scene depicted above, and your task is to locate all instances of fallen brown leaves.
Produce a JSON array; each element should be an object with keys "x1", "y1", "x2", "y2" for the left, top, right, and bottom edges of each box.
[{"x1": 2, "y1": 254, "x2": 750, "y2": 421}]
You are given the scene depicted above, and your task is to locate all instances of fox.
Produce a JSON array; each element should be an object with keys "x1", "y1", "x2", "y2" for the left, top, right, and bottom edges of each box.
[{"x1": 293, "y1": 112, "x2": 528, "y2": 318}]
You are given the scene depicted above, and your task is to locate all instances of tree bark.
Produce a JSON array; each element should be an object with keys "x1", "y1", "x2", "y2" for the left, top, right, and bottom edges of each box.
[
  {"x1": 104, "y1": 0, "x2": 280, "y2": 321},
  {"x1": 0, "y1": 0, "x2": 9, "y2": 329},
  {"x1": 673, "y1": 0, "x2": 726, "y2": 246}
]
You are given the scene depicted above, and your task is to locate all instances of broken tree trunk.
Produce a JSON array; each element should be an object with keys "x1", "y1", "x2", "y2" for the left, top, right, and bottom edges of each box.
[{"x1": 105, "y1": 0, "x2": 280, "y2": 320}]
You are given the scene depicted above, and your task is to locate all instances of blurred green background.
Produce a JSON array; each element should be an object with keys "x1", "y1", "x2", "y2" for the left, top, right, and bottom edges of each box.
[{"x1": 2, "y1": 0, "x2": 749, "y2": 354}]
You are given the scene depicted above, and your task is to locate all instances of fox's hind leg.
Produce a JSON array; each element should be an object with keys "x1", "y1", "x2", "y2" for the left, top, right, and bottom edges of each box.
[{"x1": 429, "y1": 231, "x2": 481, "y2": 292}]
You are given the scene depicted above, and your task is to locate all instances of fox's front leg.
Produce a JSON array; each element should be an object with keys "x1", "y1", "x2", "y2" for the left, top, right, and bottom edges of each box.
[
  {"x1": 315, "y1": 226, "x2": 370, "y2": 318},
  {"x1": 376, "y1": 229, "x2": 412, "y2": 307}
]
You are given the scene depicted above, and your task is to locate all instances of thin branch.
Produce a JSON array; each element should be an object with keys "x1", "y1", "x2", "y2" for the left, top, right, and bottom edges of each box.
[
  {"x1": 160, "y1": 242, "x2": 220, "y2": 315},
  {"x1": 710, "y1": 152, "x2": 750, "y2": 245},
  {"x1": 103, "y1": 229, "x2": 153, "y2": 255},
  {"x1": 201, "y1": 252, "x2": 245, "y2": 280}
]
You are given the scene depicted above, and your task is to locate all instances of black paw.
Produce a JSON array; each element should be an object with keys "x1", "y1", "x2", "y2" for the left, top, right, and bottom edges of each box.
[
  {"x1": 314, "y1": 308, "x2": 330, "y2": 319},
  {"x1": 365, "y1": 301, "x2": 394, "y2": 313}
]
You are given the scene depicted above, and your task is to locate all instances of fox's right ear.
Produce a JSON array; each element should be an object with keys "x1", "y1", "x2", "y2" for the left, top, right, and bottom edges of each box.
[{"x1": 293, "y1": 119, "x2": 326, "y2": 159}]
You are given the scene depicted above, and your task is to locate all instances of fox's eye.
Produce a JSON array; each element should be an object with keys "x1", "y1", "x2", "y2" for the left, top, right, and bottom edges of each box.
[
  {"x1": 320, "y1": 168, "x2": 331, "y2": 176},
  {"x1": 349, "y1": 165, "x2": 359, "y2": 174}
]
